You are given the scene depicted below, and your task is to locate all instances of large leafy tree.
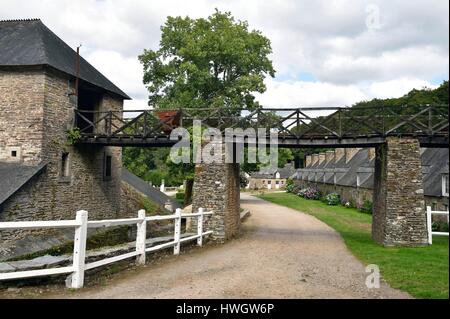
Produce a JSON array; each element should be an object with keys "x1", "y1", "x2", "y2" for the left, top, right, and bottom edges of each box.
[
  {"x1": 139, "y1": 9, "x2": 275, "y2": 109},
  {"x1": 127, "y1": 10, "x2": 276, "y2": 203}
]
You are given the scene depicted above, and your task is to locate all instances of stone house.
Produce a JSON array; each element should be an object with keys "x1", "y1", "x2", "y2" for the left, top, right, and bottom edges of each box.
[
  {"x1": 0, "y1": 19, "x2": 131, "y2": 259},
  {"x1": 247, "y1": 162, "x2": 296, "y2": 190},
  {"x1": 294, "y1": 148, "x2": 449, "y2": 212}
]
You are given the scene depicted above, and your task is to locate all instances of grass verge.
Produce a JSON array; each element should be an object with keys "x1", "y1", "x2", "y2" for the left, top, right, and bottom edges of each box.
[{"x1": 259, "y1": 192, "x2": 449, "y2": 299}]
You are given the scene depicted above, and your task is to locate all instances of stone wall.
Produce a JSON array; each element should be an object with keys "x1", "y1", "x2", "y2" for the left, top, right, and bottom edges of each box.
[
  {"x1": 0, "y1": 67, "x2": 125, "y2": 259},
  {"x1": 372, "y1": 137, "x2": 428, "y2": 246},
  {"x1": 294, "y1": 179, "x2": 373, "y2": 208},
  {"x1": 192, "y1": 161, "x2": 240, "y2": 242},
  {"x1": 0, "y1": 67, "x2": 45, "y2": 164},
  {"x1": 120, "y1": 181, "x2": 146, "y2": 217}
]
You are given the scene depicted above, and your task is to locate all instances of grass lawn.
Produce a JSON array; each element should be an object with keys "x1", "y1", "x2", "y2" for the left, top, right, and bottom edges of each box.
[{"x1": 259, "y1": 192, "x2": 449, "y2": 299}]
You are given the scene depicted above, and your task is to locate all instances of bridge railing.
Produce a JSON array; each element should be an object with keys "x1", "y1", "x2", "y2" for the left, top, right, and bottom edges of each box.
[
  {"x1": 0, "y1": 208, "x2": 213, "y2": 288},
  {"x1": 74, "y1": 104, "x2": 449, "y2": 141}
]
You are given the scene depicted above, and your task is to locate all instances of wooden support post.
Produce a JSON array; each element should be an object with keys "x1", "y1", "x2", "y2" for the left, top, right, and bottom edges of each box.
[
  {"x1": 174, "y1": 208, "x2": 181, "y2": 255},
  {"x1": 71, "y1": 210, "x2": 88, "y2": 289},
  {"x1": 197, "y1": 208, "x2": 204, "y2": 247},
  {"x1": 136, "y1": 209, "x2": 147, "y2": 265}
]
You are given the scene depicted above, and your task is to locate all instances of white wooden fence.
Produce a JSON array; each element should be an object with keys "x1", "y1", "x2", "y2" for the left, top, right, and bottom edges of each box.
[
  {"x1": 426, "y1": 206, "x2": 449, "y2": 245},
  {"x1": 0, "y1": 208, "x2": 213, "y2": 288}
]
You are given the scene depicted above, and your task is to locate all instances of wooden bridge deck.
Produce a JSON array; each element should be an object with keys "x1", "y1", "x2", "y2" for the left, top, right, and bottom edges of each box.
[{"x1": 74, "y1": 105, "x2": 449, "y2": 148}]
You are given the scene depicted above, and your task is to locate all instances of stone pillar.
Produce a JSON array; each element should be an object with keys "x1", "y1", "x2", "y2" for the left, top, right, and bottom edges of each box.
[
  {"x1": 318, "y1": 153, "x2": 326, "y2": 165},
  {"x1": 312, "y1": 154, "x2": 319, "y2": 166},
  {"x1": 192, "y1": 162, "x2": 240, "y2": 242},
  {"x1": 305, "y1": 155, "x2": 312, "y2": 168},
  {"x1": 325, "y1": 151, "x2": 334, "y2": 163},
  {"x1": 335, "y1": 148, "x2": 345, "y2": 162},
  {"x1": 368, "y1": 148, "x2": 376, "y2": 161},
  {"x1": 345, "y1": 148, "x2": 360, "y2": 163},
  {"x1": 372, "y1": 137, "x2": 428, "y2": 246}
]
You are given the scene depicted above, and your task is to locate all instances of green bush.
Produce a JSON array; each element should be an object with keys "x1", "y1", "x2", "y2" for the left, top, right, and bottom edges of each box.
[
  {"x1": 298, "y1": 187, "x2": 322, "y2": 200},
  {"x1": 432, "y1": 221, "x2": 449, "y2": 232},
  {"x1": 286, "y1": 183, "x2": 295, "y2": 193},
  {"x1": 175, "y1": 192, "x2": 185, "y2": 200},
  {"x1": 358, "y1": 200, "x2": 373, "y2": 214},
  {"x1": 324, "y1": 193, "x2": 340, "y2": 206},
  {"x1": 66, "y1": 127, "x2": 81, "y2": 145}
]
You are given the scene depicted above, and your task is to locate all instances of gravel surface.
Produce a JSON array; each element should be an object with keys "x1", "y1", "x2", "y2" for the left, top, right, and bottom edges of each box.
[{"x1": 46, "y1": 193, "x2": 411, "y2": 299}]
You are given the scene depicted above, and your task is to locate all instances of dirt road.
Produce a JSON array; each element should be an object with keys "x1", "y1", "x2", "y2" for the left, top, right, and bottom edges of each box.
[{"x1": 49, "y1": 193, "x2": 410, "y2": 299}]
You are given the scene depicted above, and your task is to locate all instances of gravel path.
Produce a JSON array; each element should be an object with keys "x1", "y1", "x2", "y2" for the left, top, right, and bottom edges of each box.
[{"x1": 50, "y1": 193, "x2": 410, "y2": 299}]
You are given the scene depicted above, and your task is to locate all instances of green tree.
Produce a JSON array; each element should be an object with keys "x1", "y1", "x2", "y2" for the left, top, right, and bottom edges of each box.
[{"x1": 139, "y1": 9, "x2": 275, "y2": 109}]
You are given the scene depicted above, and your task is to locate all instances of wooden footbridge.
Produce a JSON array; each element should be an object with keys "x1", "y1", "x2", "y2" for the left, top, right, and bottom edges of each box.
[
  {"x1": 74, "y1": 105, "x2": 448, "y2": 148},
  {"x1": 74, "y1": 104, "x2": 448, "y2": 247}
]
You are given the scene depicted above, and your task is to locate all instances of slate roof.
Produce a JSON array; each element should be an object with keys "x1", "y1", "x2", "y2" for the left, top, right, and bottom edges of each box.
[
  {"x1": 121, "y1": 168, "x2": 181, "y2": 211},
  {"x1": 250, "y1": 163, "x2": 296, "y2": 179},
  {"x1": 295, "y1": 148, "x2": 449, "y2": 197},
  {"x1": 0, "y1": 162, "x2": 47, "y2": 206},
  {"x1": 422, "y1": 148, "x2": 449, "y2": 197},
  {"x1": 0, "y1": 19, "x2": 130, "y2": 99}
]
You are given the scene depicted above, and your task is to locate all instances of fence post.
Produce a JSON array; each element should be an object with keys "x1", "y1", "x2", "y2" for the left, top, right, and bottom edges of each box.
[
  {"x1": 136, "y1": 209, "x2": 147, "y2": 265},
  {"x1": 71, "y1": 210, "x2": 88, "y2": 289},
  {"x1": 174, "y1": 208, "x2": 182, "y2": 255},
  {"x1": 197, "y1": 208, "x2": 204, "y2": 247},
  {"x1": 426, "y1": 206, "x2": 432, "y2": 245}
]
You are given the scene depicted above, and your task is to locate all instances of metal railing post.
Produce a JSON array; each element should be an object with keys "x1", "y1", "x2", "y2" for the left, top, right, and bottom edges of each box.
[
  {"x1": 71, "y1": 210, "x2": 88, "y2": 289},
  {"x1": 136, "y1": 209, "x2": 147, "y2": 265},
  {"x1": 174, "y1": 208, "x2": 182, "y2": 255},
  {"x1": 197, "y1": 208, "x2": 204, "y2": 247}
]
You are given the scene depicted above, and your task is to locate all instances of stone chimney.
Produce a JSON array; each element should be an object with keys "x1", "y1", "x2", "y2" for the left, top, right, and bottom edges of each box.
[
  {"x1": 335, "y1": 148, "x2": 345, "y2": 162},
  {"x1": 368, "y1": 148, "x2": 376, "y2": 161},
  {"x1": 325, "y1": 151, "x2": 334, "y2": 163},
  {"x1": 305, "y1": 155, "x2": 312, "y2": 167},
  {"x1": 318, "y1": 153, "x2": 326, "y2": 165},
  {"x1": 312, "y1": 154, "x2": 319, "y2": 166},
  {"x1": 345, "y1": 148, "x2": 360, "y2": 163}
]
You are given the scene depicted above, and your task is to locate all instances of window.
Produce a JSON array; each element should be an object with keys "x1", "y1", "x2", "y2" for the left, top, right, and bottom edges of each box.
[
  {"x1": 104, "y1": 154, "x2": 112, "y2": 181},
  {"x1": 267, "y1": 180, "x2": 271, "y2": 185},
  {"x1": 60, "y1": 152, "x2": 70, "y2": 178},
  {"x1": 276, "y1": 180, "x2": 279, "y2": 185},
  {"x1": 442, "y1": 174, "x2": 449, "y2": 197},
  {"x1": 11, "y1": 150, "x2": 17, "y2": 157}
]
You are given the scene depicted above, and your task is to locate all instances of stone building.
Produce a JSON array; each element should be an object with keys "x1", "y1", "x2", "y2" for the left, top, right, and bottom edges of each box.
[
  {"x1": 247, "y1": 162, "x2": 296, "y2": 190},
  {"x1": 0, "y1": 19, "x2": 130, "y2": 259},
  {"x1": 294, "y1": 148, "x2": 449, "y2": 212}
]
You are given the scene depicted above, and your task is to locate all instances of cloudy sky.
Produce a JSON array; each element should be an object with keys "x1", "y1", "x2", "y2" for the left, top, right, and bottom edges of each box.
[{"x1": 1, "y1": 0, "x2": 448, "y2": 109}]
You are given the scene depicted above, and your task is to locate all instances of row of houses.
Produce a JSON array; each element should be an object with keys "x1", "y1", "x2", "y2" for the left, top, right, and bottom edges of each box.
[{"x1": 293, "y1": 148, "x2": 449, "y2": 211}]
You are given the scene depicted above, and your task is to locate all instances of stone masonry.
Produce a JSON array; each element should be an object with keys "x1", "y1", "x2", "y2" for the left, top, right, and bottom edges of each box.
[
  {"x1": 372, "y1": 137, "x2": 428, "y2": 246},
  {"x1": 0, "y1": 67, "x2": 124, "y2": 259},
  {"x1": 192, "y1": 160, "x2": 240, "y2": 242}
]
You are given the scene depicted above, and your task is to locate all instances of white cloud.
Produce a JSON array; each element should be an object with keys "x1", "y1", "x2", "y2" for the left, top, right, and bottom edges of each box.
[
  {"x1": 256, "y1": 77, "x2": 436, "y2": 108},
  {"x1": 1, "y1": 0, "x2": 448, "y2": 107}
]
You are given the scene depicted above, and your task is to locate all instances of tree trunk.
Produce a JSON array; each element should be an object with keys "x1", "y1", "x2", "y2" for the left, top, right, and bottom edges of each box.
[{"x1": 184, "y1": 178, "x2": 194, "y2": 206}]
